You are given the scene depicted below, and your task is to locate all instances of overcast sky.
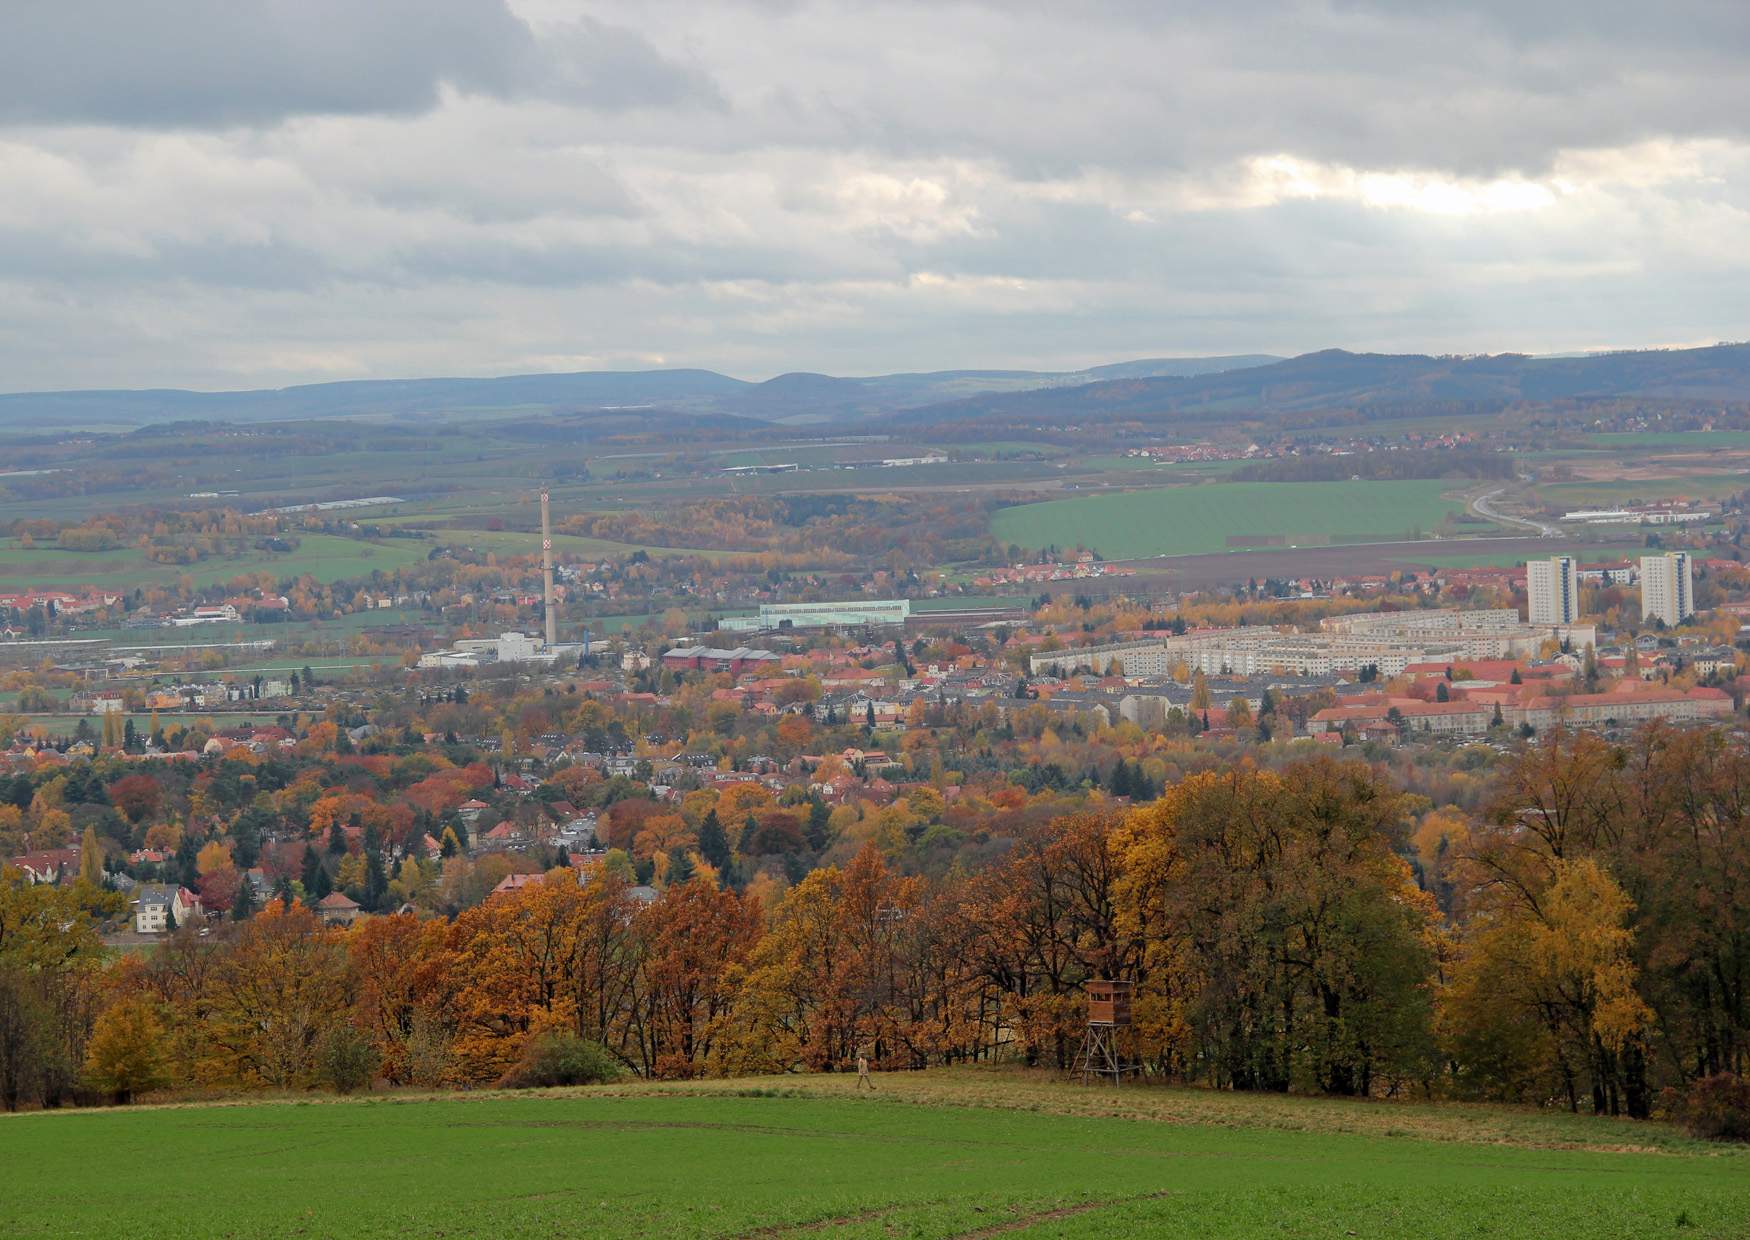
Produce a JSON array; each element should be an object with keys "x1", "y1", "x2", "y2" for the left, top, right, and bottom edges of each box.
[{"x1": 2, "y1": 0, "x2": 1747, "y2": 390}]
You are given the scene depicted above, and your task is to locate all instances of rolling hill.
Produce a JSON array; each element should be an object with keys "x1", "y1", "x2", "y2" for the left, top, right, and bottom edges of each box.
[
  {"x1": 13, "y1": 344, "x2": 1744, "y2": 433},
  {"x1": 0, "y1": 355, "x2": 1279, "y2": 430},
  {"x1": 885, "y1": 343, "x2": 1750, "y2": 427}
]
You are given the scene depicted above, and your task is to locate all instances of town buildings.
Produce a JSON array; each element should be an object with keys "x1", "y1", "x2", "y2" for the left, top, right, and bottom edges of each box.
[
  {"x1": 661, "y1": 646, "x2": 784, "y2": 675},
  {"x1": 1526, "y1": 555, "x2": 1581, "y2": 625},
  {"x1": 417, "y1": 630, "x2": 586, "y2": 669},
  {"x1": 1306, "y1": 682, "x2": 1732, "y2": 739},
  {"x1": 719, "y1": 599, "x2": 911, "y2": 632},
  {"x1": 1642, "y1": 552, "x2": 1695, "y2": 626},
  {"x1": 131, "y1": 884, "x2": 202, "y2": 933},
  {"x1": 1029, "y1": 610, "x2": 1594, "y2": 681}
]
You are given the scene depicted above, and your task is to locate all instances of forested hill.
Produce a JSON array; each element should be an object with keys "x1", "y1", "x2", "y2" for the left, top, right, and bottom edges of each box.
[
  {"x1": 14, "y1": 344, "x2": 1742, "y2": 432},
  {"x1": 882, "y1": 343, "x2": 1750, "y2": 427},
  {"x1": 0, "y1": 354, "x2": 1278, "y2": 429}
]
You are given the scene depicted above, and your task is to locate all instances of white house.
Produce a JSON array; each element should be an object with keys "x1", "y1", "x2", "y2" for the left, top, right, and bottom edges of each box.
[{"x1": 132, "y1": 884, "x2": 203, "y2": 934}]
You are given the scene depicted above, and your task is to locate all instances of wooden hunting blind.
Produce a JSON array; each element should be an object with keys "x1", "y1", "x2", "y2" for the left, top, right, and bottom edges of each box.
[
  {"x1": 1086, "y1": 978, "x2": 1133, "y2": 1026},
  {"x1": 1076, "y1": 979, "x2": 1136, "y2": 1085}
]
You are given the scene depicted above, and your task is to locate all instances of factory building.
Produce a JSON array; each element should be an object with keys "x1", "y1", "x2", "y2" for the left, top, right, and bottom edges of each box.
[{"x1": 719, "y1": 599, "x2": 911, "y2": 632}]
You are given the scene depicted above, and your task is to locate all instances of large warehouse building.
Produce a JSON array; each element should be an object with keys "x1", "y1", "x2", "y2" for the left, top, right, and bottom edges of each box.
[{"x1": 720, "y1": 599, "x2": 911, "y2": 632}]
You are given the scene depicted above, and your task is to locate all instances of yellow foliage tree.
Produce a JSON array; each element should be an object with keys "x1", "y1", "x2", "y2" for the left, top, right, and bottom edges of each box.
[
  {"x1": 84, "y1": 997, "x2": 171, "y2": 1103},
  {"x1": 195, "y1": 840, "x2": 232, "y2": 877}
]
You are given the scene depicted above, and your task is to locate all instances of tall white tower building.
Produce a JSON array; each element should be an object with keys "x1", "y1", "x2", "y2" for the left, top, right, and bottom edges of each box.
[
  {"x1": 1640, "y1": 552, "x2": 1694, "y2": 626},
  {"x1": 1526, "y1": 555, "x2": 1581, "y2": 625}
]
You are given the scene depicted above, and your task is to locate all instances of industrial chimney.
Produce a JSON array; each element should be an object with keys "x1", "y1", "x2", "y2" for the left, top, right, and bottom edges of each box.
[{"x1": 540, "y1": 489, "x2": 557, "y2": 649}]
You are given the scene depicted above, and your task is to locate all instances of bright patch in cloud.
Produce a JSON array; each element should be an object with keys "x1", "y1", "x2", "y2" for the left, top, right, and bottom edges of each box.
[{"x1": 1236, "y1": 155, "x2": 1558, "y2": 215}]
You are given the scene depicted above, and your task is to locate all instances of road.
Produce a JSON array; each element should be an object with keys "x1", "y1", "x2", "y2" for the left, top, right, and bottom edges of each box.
[{"x1": 1470, "y1": 487, "x2": 1559, "y2": 537}]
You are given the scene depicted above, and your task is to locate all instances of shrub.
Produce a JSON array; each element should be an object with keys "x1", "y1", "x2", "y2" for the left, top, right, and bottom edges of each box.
[
  {"x1": 1663, "y1": 1073, "x2": 1750, "y2": 1142},
  {"x1": 314, "y1": 1024, "x2": 380, "y2": 1095},
  {"x1": 498, "y1": 1034, "x2": 621, "y2": 1089}
]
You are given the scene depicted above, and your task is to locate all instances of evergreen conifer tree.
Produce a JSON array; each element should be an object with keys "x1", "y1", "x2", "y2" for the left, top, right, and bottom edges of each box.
[
  {"x1": 698, "y1": 809, "x2": 731, "y2": 873},
  {"x1": 232, "y1": 873, "x2": 255, "y2": 921},
  {"x1": 805, "y1": 798, "x2": 831, "y2": 851},
  {"x1": 363, "y1": 848, "x2": 388, "y2": 911},
  {"x1": 300, "y1": 845, "x2": 326, "y2": 901}
]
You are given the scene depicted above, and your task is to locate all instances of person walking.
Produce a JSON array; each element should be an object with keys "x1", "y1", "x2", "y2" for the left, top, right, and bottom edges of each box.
[{"x1": 856, "y1": 1051, "x2": 875, "y2": 1090}]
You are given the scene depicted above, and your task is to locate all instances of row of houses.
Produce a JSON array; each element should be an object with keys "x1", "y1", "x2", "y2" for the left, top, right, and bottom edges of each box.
[
  {"x1": 1028, "y1": 614, "x2": 1592, "y2": 680},
  {"x1": 1307, "y1": 683, "x2": 1733, "y2": 739}
]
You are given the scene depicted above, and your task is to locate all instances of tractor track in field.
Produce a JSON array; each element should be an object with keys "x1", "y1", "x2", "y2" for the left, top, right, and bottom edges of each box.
[
  {"x1": 946, "y1": 1189, "x2": 1175, "y2": 1237},
  {"x1": 731, "y1": 1201, "x2": 912, "y2": 1237}
]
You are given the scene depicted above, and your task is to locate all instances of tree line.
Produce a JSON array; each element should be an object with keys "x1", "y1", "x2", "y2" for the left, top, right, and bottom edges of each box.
[{"x1": 3, "y1": 737, "x2": 1746, "y2": 1126}]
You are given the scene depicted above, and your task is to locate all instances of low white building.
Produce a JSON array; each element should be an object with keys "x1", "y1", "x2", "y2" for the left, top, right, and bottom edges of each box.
[{"x1": 170, "y1": 604, "x2": 242, "y2": 626}]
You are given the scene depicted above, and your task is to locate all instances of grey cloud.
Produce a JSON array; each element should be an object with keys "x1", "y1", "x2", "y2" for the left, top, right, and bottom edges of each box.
[
  {"x1": 536, "y1": 18, "x2": 724, "y2": 112},
  {"x1": 0, "y1": 1, "x2": 719, "y2": 127},
  {"x1": 610, "y1": 0, "x2": 1750, "y2": 179},
  {"x1": 0, "y1": 0, "x2": 1748, "y2": 389}
]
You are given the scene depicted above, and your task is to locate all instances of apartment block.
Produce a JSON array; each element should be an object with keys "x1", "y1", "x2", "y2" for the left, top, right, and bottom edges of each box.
[
  {"x1": 1641, "y1": 552, "x2": 1695, "y2": 626},
  {"x1": 1526, "y1": 556, "x2": 1581, "y2": 625}
]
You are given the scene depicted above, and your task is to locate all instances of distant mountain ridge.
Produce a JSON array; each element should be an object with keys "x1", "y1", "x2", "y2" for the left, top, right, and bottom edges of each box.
[
  {"x1": 883, "y1": 344, "x2": 1750, "y2": 426},
  {"x1": 0, "y1": 355, "x2": 1281, "y2": 429},
  {"x1": 10, "y1": 345, "x2": 1745, "y2": 433}
]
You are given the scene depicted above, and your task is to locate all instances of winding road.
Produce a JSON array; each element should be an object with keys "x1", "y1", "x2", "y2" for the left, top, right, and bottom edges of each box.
[{"x1": 1470, "y1": 486, "x2": 1559, "y2": 538}]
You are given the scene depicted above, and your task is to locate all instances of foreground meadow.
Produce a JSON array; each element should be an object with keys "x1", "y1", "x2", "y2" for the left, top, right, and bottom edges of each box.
[{"x1": 3, "y1": 1070, "x2": 1744, "y2": 1239}]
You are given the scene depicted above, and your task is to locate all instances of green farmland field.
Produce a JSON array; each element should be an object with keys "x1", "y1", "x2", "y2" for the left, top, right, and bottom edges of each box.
[
  {"x1": 1536, "y1": 474, "x2": 1750, "y2": 508},
  {"x1": 402, "y1": 526, "x2": 740, "y2": 561},
  {"x1": 0, "y1": 534, "x2": 429, "y2": 591},
  {"x1": 1580, "y1": 431, "x2": 1750, "y2": 450},
  {"x1": 2, "y1": 1072, "x2": 1742, "y2": 1239},
  {"x1": 991, "y1": 481, "x2": 1467, "y2": 559}
]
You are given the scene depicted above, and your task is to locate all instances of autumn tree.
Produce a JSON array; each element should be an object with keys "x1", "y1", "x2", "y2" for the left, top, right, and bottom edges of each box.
[
  {"x1": 1118, "y1": 759, "x2": 1436, "y2": 1095},
  {"x1": 78, "y1": 826, "x2": 104, "y2": 887},
  {"x1": 630, "y1": 879, "x2": 762, "y2": 1078},
  {"x1": 203, "y1": 903, "x2": 352, "y2": 1088},
  {"x1": 84, "y1": 996, "x2": 170, "y2": 1103},
  {"x1": 0, "y1": 870, "x2": 101, "y2": 1109}
]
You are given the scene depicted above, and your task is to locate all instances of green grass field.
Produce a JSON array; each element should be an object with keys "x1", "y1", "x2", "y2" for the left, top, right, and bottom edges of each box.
[
  {"x1": 0, "y1": 534, "x2": 429, "y2": 591},
  {"x1": 992, "y1": 481, "x2": 1467, "y2": 559},
  {"x1": 16, "y1": 712, "x2": 281, "y2": 738},
  {"x1": 401, "y1": 526, "x2": 738, "y2": 561},
  {"x1": 1067, "y1": 457, "x2": 1251, "y2": 477},
  {"x1": 3, "y1": 1072, "x2": 1742, "y2": 1239},
  {"x1": 1581, "y1": 431, "x2": 1750, "y2": 450},
  {"x1": 1536, "y1": 474, "x2": 1749, "y2": 507}
]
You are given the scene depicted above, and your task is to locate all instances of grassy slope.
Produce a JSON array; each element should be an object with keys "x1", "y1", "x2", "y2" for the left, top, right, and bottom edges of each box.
[
  {"x1": 991, "y1": 481, "x2": 1466, "y2": 559},
  {"x1": 3, "y1": 1070, "x2": 1742, "y2": 1239}
]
